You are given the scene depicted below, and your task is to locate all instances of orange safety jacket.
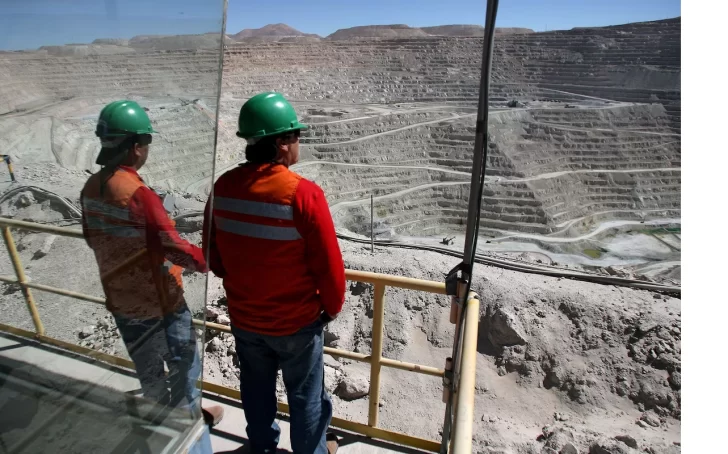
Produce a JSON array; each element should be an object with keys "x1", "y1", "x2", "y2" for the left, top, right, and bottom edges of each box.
[
  {"x1": 203, "y1": 162, "x2": 346, "y2": 336},
  {"x1": 81, "y1": 166, "x2": 207, "y2": 319}
]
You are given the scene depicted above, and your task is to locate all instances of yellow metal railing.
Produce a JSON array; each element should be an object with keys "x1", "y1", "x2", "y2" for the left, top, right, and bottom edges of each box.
[{"x1": 0, "y1": 216, "x2": 479, "y2": 453}]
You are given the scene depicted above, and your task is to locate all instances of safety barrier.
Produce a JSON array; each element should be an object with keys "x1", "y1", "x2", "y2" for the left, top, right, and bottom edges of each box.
[{"x1": 0, "y1": 216, "x2": 479, "y2": 453}]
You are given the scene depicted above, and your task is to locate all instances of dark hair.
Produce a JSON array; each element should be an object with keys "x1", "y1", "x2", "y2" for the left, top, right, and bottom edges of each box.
[
  {"x1": 98, "y1": 134, "x2": 152, "y2": 195},
  {"x1": 244, "y1": 135, "x2": 279, "y2": 163}
]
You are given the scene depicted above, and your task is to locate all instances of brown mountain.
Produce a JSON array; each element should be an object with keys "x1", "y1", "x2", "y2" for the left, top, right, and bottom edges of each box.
[
  {"x1": 231, "y1": 23, "x2": 320, "y2": 40},
  {"x1": 421, "y1": 25, "x2": 485, "y2": 36},
  {"x1": 495, "y1": 27, "x2": 534, "y2": 34},
  {"x1": 327, "y1": 24, "x2": 535, "y2": 40},
  {"x1": 327, "y1": 24, "x2": 429, "y2": 40}
]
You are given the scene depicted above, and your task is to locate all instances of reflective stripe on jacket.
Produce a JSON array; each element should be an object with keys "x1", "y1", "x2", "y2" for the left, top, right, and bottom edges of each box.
[{"x1": 203, "y1": 162, "x2": 346, "y2": 336}]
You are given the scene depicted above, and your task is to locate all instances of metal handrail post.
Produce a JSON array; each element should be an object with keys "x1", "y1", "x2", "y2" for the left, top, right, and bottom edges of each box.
[
  {"x1": 368, "y1": 282, "x2": 386, "y2": 427},
  {"x1": 449, "y1": 294, "x2": 480, "y2": 453},
  {"x1": 2, "y1": 226, "x2": 45, "y2": 335}
]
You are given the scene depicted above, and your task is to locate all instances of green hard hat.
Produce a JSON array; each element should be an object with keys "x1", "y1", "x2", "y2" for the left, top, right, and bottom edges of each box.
[
  {"x1": 95, "y1": 100, "x2": 157, "y2": 166},
  {"x1": 236, "y1": 92, "x2": 308, "y2": 141},
  {"x1": 95, "y1": 100, "x2": 158, "y2": 139}
]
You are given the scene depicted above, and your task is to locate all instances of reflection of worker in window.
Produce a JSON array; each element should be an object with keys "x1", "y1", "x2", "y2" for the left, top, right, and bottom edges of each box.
[
  {"x1": 204, "y1": 92, "x2": 346, "y2": 454},
  {"x1": 80, "y1": 100, "x2": 223, "y2": 430}
]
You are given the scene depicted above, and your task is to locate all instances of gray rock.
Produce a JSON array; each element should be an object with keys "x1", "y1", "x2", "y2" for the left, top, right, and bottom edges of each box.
[
  {"x1": 335, "y1": 370, "x2": 369, "y2": 400},
  {"x1": 605, "y1": 266, "x2": 630, "y2": 278},
  {"x1": 33, "y1": 235, "x2": 57, "y2": 260},
  {"x1": 323, "y1": 311, "x2": 355, "y2": 349},
  {"x1": 217, "y1": 314, "x2": 231, "y2": 325},
  {"x1": 542, "y1": 425, "x2": 555, "y2": 438},
  {"x1": 560, "y1": 443, "x2": 579, "y2": 454},
  {"x1": 324, "y1": 365, "x2": 341, "y2": 394},
  {"x1": 614, "y1": 435, "x2": 638, "y2": 449},
  {"x1": 79, "y1": 325, "x2": 96, "y2": 339},
  {"x1": 206, "y1": 306, "x2": 223, "y2": 319},
  {"x1": 206, "y1": 337, "x2": 224, "y2": 353},
  {"x1": 640, "y1": 411, "x2": 661, "y2": 427},
  {"x1": 668, "y1": 371, "x2": 681, "y2": 389},
  {"x1": 15, "y1": 192, "x2": 36, "y2": 208},
  {"x1": 589, "y1": 439, "x2": 632, "y2": 454},
  {"x1": 324, "y1": 355, "x2": 342, "y2": 370},
  {"x1": 485, "y1": 304, "x2": 527, "y2": 348},
  {"x1": 545, "y1": 428, "x2": 575, "y2": 452}
]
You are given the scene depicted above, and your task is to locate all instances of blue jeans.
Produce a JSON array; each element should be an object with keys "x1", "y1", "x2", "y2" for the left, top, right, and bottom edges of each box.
[
  {"x1": 114, "y1": 303, "x2": 202, "y2": 416},
  {"x1": 232, "y1": 319, "x2": 332, "y2": 454}
]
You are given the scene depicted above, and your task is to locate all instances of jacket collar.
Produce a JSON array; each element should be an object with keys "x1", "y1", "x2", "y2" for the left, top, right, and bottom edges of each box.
[{"x1": 118, "y1": 165, "x2": 144, "y2": 181}]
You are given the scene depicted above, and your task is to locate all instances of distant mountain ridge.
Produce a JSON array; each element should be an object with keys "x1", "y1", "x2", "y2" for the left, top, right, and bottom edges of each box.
[
  {"x1": 327, "y1": 24, "x2": 534, "y2": 40},
  {"x1": 231, "y1": 23, "x2": 321, "y2": 40},
  {"x1": 229, "y1": 23, "x2": 535, "y2": 42}
]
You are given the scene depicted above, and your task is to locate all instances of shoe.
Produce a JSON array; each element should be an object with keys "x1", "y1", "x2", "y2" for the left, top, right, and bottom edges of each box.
[
  {"x1": 202, "y1": 405, "x2": 224, "y2": 427},
  {"x1": 326, "y1": 432, "x2": 339, "y2": 454}
]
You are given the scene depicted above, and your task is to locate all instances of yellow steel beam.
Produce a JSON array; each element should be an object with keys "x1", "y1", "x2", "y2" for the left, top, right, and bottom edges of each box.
[
  {"x1": 345, "y1": 269, "x2": 447, "y2": 295},
  {"x1": 0, "y1": 275, "x2": 106, "y2": 304},
  {"x1": 0, "y1": 322, "x2": 136, "y2": 370},
  {"x1": 449, "y1": 294, "x2": 480, "y2": 454},
  {"x1": 380, "y1": 357, "x2": 444, "y2": 377},
  {"x1": 2, "y1": 227, "x2": 45, "y2": 335},
  {"x1": 0, "y1": 275, "x2": 445, "y2": 378},
  {"x1": 0, "y1": 217, "x2": 84, "y2": 238},
  {"x1": 193, "y1": 313, "x2": 445, "y2": 377},
  {"x1": 367, "y1": 282, "x2": 386, "y2": 427}
]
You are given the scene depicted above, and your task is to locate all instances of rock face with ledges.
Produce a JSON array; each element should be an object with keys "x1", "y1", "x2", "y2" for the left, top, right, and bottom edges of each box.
[{"x1": 0, "y1": 17, "x2": 681, "y2": 237}]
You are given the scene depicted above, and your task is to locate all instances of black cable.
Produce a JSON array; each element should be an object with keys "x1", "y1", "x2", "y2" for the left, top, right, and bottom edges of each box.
[{"x1": 463, "y1": 0, "x2": 500, "y2": 302}]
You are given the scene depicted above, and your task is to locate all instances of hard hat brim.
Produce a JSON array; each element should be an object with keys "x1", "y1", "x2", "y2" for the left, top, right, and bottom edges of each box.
[{"x1": 236, "y1": 122, "x2": 308, "y2": 140}]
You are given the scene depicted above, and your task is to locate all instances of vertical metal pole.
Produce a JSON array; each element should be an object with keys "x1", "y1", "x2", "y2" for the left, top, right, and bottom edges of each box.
[
  {"x1": 450, "y1": 294, "x2": 480, "y2": 454},
  {"x1": 2, "y1": 227, "x2": 45, "y2": 335},
  {"x1": 367, "y1": 283, "x2": 386, "y2": 427},
  {"x1": 370, "y1": 194, "x2": 374, "y2": 254},
  {"x1": 442, "y1": 1, "x2": 499, "y2": 452}
]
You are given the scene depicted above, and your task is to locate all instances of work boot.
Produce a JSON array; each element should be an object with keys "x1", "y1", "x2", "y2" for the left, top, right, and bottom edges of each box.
[
  {"x1": 326, "y1": 432, "x2": 339, "y2": 454},
  {"x1": 202, "y1": 405, "x2": 224, "y2": 427}
]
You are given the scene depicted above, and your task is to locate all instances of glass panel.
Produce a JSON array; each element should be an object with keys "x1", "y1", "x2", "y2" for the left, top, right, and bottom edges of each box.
[
  {"x1": 484, "y1": 11, "x2": 681, "y2": 281},
  {"x1": 215, "y1": 0, "x2": 490, "y2": 445},
  {"x1": 0, "y1": 1, "x2": 225, "y2": 452}
]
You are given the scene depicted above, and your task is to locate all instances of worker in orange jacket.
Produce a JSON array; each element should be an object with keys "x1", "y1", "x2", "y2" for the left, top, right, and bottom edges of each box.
[
  {"x1": 203, "y1": 92, "x2": 346, "y2": 454},
  {"x1": 81, "y1": 100, "x2": 223, "y2": 442}
]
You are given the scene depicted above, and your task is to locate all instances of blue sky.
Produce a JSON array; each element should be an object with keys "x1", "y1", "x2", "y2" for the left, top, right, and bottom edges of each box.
[{"x1": 0, "y1": 0, "x2": 680, "y2": 50}]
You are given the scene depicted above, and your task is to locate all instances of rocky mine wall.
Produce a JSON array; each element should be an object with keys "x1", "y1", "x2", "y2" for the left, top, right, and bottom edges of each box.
[{"x1": 0, "y1": 18, "x2": 681, "y2": 236}]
